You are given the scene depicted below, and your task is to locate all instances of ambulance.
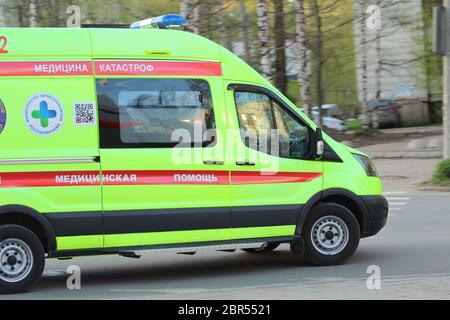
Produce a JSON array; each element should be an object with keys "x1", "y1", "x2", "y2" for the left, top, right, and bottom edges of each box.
[{"x1": 0, "y1": 15, "x2": 388, "y2": 293}]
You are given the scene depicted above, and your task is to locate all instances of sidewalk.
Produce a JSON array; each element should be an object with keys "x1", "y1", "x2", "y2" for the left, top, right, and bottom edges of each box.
[
  {"x1": 379, "y1": 125, "x2": 443, "y2": 135},
  {"x1": 374, "y1": 158, "x2": 449, "y2": 193},
  {"x1": 358, "y1": 135, "x2": 443, "y2": 159}
]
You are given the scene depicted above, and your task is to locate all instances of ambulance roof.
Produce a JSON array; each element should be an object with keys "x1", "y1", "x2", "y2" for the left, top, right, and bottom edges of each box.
[
  {"x1": 1, "y1": 28, "x2": 218, "y2": 60},
  {"x1": 0, "y1": 27, "x2": 265, "y2": 83}
]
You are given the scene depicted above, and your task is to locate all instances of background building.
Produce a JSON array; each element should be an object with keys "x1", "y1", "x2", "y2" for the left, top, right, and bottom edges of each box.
[{"x1": 353, "y1": 0, "x2": 433, "y2": 125}]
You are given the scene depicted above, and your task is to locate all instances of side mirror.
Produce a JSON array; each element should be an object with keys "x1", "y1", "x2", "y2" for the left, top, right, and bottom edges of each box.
[{"x1": 314, "y1": 128, "x2": 324, "y2": 159}]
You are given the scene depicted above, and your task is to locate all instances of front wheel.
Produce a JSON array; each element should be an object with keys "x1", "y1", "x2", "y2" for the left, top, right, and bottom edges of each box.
[
  {"x1": 301, "y1": 203, "x2": 360, "y2": 266},
  {"x1": 0, "y1": 225, "x2": 45, "y2": 294}
]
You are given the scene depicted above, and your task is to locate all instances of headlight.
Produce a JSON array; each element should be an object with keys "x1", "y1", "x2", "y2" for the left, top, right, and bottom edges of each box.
[{"x1": 353, "y1": 154, "x2": 378, "y2": 177}]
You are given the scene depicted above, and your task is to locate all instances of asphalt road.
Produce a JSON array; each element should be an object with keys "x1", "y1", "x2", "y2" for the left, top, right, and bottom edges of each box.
[{"x1": 4, "y1": 159, "x2": 450, "y2": 300}]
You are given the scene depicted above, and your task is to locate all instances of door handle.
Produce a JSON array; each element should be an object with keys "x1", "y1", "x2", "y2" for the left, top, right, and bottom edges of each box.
[
  {"x1": 204, "y1": 160, "x2": 225, "y2": 165},
  {"x1": 236, "y1": 161, "x2": 256, "y2": 166}
]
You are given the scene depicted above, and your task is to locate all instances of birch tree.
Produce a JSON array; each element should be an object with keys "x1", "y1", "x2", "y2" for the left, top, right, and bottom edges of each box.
[
  {"x1": 29, "y1": 0, "x2": 37, "y2": 27},
  {"x1": 239, "y1": 0, "x2": 252, "y2": 63},
  {"x1": 312, "y1": 0, "x2": 324, "y2": 127},
  {"x1": 273, "y1": 0, "x2": 287, "y2": 94},
  {"x1": 373, "y1": 0, "x2": 382, "y2": 129},
  {"x1": 295, "y1": 0, "x2": 312, "y2": 115},
  {"x1": 256, "y1": 0, "x2": 272, "y2": 80},
  {"x1": 357, "y1": 0, "x2": 371, "y2": 129},
  {"x1": 217, "y1": 0, "x2": 233, "y2": 51},
  {"x1": 180, "y1": 0, "x2": 198, "y2": 33}
]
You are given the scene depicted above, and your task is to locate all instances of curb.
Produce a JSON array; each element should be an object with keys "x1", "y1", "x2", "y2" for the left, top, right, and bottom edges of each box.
[
  {"x1": 366, "y1": 151, "x2": 443, "y2": 159},
  {"x1": 379, "y1": 128, "x2": 443, "y2": 135},
  {"x1": 416, "y1": 186, "x2": 450, "y2": 192}
]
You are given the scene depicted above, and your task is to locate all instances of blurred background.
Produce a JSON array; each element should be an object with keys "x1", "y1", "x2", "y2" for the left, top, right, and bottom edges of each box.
[
  {"x1": 0, "y1": 1, "x2": 443, "y2": 130},
  {"x1": 0, "y1": 0, "x2": 447, "y2": 172},
  {"x1": 0, "y1": 0, "x2": 443, "y2": 168},
  {"x1": 2, "y1": 1, "x2": 450, "y2": 299}
]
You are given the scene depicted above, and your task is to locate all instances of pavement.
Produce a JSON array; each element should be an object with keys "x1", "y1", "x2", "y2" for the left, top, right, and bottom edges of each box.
[
  {"x1": 3, "y1": 158, "x2": 450, "y2": 300},
  {"x1": 360, "y1": 136, "x2": 443, "y2": 159},
  {"x1": 345, "y1": 125, "x2": 444, "y2": 159},
  {"x1": 379, "y1": 125, "x2": 443, "y2": 135}
]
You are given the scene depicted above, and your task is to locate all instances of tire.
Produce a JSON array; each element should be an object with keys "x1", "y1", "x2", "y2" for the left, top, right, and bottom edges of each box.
[
  {"x1": 0, "y1": 225, "x2": 45, "y2": 294},
  {"x1": 302, "y1": 203, "x2": 360, "y2": 266},
  {"x1": 242, "y1": 243, "x2": 280, "y2": 254}
]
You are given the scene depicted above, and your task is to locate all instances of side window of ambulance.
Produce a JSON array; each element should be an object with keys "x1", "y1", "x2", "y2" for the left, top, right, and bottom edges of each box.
[
  {"x1": 97, "y1": 79, "x2": 216, "y2": 148},
  {"x1": 235, "y1": 91, "x2": 310, "y2": 159}
]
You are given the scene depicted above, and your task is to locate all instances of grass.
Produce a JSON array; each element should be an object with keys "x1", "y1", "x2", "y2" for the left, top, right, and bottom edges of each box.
[
  {"x1": 352, "y1": 127, "x2": 379, "y2": 137},
  {"x1": 430, "y1": 160, "x2": 450, "y2": 187},
  {"x1": 345, "y1": 119, "x2": 363, "y2": 130}
]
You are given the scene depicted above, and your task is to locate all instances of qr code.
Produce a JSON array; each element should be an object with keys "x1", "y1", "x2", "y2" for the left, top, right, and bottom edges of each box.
[{"x1": 74, "y1": 102, "x2": 96, "y2": 126}]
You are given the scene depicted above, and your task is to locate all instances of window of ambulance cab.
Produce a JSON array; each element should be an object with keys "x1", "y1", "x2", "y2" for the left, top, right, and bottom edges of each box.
[
  {"x1": 96, "y1": 79, "x2": 216, "y2": 148},
  {"x1": 234, "y1": 91, "x2": 310, "y2": 159}
]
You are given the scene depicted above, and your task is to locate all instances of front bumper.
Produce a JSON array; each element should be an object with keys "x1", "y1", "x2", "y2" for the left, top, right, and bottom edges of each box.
[{"x1": 360, "y1": 195, "x2": 389, "y2": 238}]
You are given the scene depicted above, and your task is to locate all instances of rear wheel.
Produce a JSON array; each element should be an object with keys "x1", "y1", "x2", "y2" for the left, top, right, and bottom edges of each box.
[
  {"x1": 301, "y1": 203, "x2": 360, "y2": 266},
  {"x1": 242, "y1": 243, "x2": 280, "y2": 253},
  {"x1": 0, "y1": 225, "x2": 45, "y2": 294}
]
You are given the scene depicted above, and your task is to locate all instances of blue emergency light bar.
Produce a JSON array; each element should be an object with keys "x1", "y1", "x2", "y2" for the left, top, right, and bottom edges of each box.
[{"x1": 130, "y1": 14, "x2": 186, "y2": 29}]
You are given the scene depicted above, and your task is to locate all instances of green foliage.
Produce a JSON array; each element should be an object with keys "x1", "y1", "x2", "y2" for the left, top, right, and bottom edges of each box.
[
  {"x1": 345, "y1": 119, "x2": 363, "y2": 131},
  {"x1": 431, "y1": 160, "x2": 450, "y2": 186},
  {"x1": 416, "y1": 0, "x2": 443, "y2": 97}
]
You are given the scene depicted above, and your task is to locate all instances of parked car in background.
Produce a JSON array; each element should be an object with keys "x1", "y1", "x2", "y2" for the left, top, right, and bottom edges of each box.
[
  {"x1": 367, "y1": 99, "x2": 402, "y2": 128},
  {"x1": 300, "y1": 107, "x2": 347, "y2": 133},
  {"x1": 307, "y1": 105, "x2": 347, "y2": 133},
  {"x1": 311, "y1": 104, "x2": 344, "y2": 119},
  {"x1": 311, "y1": 111, "x2": 347, "y2": 133}
]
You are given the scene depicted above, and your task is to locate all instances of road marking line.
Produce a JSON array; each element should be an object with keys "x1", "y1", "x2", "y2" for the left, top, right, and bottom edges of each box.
[
  {"x1": 389, "y1": 207, "x2": 403, "y2": 211},
  {"x1": 384, "y1": 191, "x2": 408, "y2": 195},
  {"x1": 386, "y1": 197, "x2": 410, "y2": 201},
  {"x1": 389, "y1": 202, "x2": 408, "y2": 206}
]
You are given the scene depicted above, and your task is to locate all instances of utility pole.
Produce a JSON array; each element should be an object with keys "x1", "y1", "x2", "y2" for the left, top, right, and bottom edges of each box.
[
  {"x1": 444, "y1": 0, "x2": 450, "y2": 159},
  {"x1": 435, "y1": 2, "x2": 450, "y2": 159},
  {"x1": 442, "y1": 0, "x2": 450, "y2": 160}
]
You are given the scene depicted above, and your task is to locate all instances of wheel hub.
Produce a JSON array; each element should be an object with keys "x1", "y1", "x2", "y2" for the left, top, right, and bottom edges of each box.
[
  {"x1": 0, "y1": 239, "x2": 33, "y2": 283},
  {"x1": 325, "y1": 230, "x2": 335, "y2": 241},
  {"x1": 311, "y1": 216, "x2": 349, "y2": 256},
  {"x1": 7, "y1": 255, "x2": 17, "y2": 266}
]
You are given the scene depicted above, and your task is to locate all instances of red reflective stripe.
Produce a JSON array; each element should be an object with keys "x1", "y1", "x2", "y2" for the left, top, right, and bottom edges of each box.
[
  {"x1": 231, "y1": 171, "x2": 322, "y2": 185},
  {"x1": 101, "y1": 170, "x2": 229, "y2": 185},
  {"x1": 0, "y1": 61, "x2": 92, "y2": 76},
  {"x1": 94, "y1": 61, "x2": 222, "y2": 76},
  {"x1": 0, "y1": 170, "x2": 321, "y2": 187},
  {"x1": 0, "y1": 171, "x2": 100, "y2": 187}
]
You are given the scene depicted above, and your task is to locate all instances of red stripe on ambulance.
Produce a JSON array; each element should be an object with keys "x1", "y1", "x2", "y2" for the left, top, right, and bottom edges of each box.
[
  {"x1": 0, "y1": 61, "x2": 92, "y2": 76},
  {"x1": 0, "y1": 171, "x2": 100, "y2": 187},
  {"x1": 231, "y1": 171, "x2": 322, "y2": 185},
  {"x1": 0, "y1": 170, "x2": 321, "y2": 187},
  {"x1": 101, "y1": 170, "x2": 229, "y2": 185},
  {"x1": 94, "y1": 61, "x2": 222, "y2": 76}
]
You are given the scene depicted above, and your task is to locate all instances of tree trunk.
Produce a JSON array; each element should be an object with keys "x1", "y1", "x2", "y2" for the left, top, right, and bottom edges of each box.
[
  {"x1": 313, "y1": 0, "x2": 324, "y2": 127},
  {"x1": 272, "y1": 0, "x2": 287, "y2": 94},
  {"x1": 256, "y1": 0, "x2": 272, "y2": 80},
  {"x1": 217, "y1": 0, "x2": 233, "y2": 51},
  {"x1": 192, "y1": 0, "x2": 201, "y2": 34},
  {"x1": 295, "y1": 0, "x2": 312, "y2": 115},
  {"x1": 358, "y1": 0, "x2": 371, "y2": 129},
  {"x1": 239, "y1": 0, "x2": 252, "y2": 63},
  {"x1": 373, "y1": 0, "x2": 382, "y2": 129},
  {"x1": 180, "y1": 0, "x2": 197, "y2": 33},
  {"x1": 17, "y1": 0, "x2": 27, "y2": 27},
  {"x1": 201, "y1": 0, "x2": 213, "y2": 38},
  {"x1": 29, "y1": 0, "x2": 37, "y2": 27}
]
